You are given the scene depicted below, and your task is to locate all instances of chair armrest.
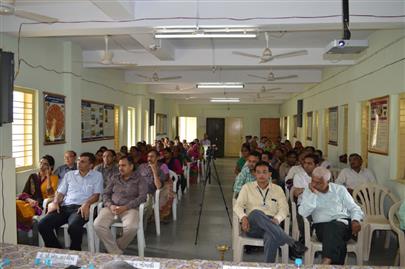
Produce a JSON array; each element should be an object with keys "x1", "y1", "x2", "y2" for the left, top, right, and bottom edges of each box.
[
  {"x1": 283, "y1": 215, "x2": 290, "y2": 234},
  {"x1": 154, "y1": 189, "x2": 161, "y2": 209},
  {"x1": 172, "y1": 174, "x2": 179, "y2": 193},
  {"x1": 303, "y1": 216, "x2": 312, "y2": 248},
  {"x1": 41, "y1": 198, "x2": 52, "y2": 215},
  {"x1": 232, "y1": 211, "x2": 242, "y2": 239},
  {"x1": 139, "y1": 202, "x2": 145, "y2": 227},
  {"x1": 88, "y1": 202, "x2": 98, "y2": 223}
]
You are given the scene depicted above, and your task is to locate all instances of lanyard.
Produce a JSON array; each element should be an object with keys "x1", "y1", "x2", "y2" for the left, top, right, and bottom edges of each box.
[{"x1": 257, "y1": 187, "x2": 269, "y2": 206}]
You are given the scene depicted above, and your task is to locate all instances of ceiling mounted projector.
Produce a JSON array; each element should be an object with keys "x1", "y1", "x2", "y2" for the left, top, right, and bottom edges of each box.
[{"x1": 325, "y1": 39, "x2": 368, "y2": 54}]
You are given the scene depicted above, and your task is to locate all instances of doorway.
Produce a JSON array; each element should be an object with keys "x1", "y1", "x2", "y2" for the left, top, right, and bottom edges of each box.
[
  {"x1": 260, "y1": 118, "x2": 280, "y2": 143},
  {"x1": 225, "y1": 117, "x2": 243, "y2": 157},
  {"x1": 206, "y1": 118, "x2": 225, "y2": 157}
]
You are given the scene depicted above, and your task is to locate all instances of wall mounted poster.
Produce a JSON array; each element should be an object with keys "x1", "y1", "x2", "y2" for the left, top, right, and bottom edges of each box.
[
  {"x1": 44, "y1": 92, "x2": 66, "y2": 145},
  {"x1": 156, "y1": 113, "x2": 168, "y2": 136},
  {"x1": 328, "y1": 107, "x2": 338, "y2": 146},
  {"x1": 307, "y1": 111, "x2": 313, "y2": 141},
  {"x1": 81, "y1": 100, "x2": 115, "y2": 142},
  {"x1": 368, "y1": 96, "x2": 389, "y2": 155}
]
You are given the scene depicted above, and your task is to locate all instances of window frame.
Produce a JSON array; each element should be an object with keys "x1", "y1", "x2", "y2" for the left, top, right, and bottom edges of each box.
[{"x1": 13, "y1": 86, "x2": 36, "y2": 172}]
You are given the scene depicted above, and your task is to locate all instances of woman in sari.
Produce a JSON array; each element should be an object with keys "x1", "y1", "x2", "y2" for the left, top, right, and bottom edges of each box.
[
  {"x1": 16, "y1": 155, "x2": 58, "y2": 231},
  {"x1": 187, "y1": 142, "x2": 201, "y2": 185}
]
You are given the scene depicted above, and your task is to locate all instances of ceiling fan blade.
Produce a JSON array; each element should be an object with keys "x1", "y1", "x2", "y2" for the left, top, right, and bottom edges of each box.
[
  {"x1": 159, "y1": 76, "x2": 182, "y2": 81},
  {"x1": 14, "y1": 10, "x2": 58, "y2": 23},
  {"x1": 259, "y1": 58, "x2": 271, "y2": 64},
  {"x1": 248, "y1": 74, "x2": 268, "y2": 80},
  {"x1": 111, "y1": 62, "x2": 137, "y2": 66},
  {"x1": 232, "y1": 51, "x2": 261, "y2": 59},
  {"x1": 265, "y1": 87, "x2": 282, "y2": 91},
  {"x1": 272, "y1": 50, "x2": 308, "y2": 59},
  {"x1": 136, "y1": 74, "x2": 151, "y2": 79},
  {"x1": 273, "y1": 74, "x2": 298, "y2": 80}
]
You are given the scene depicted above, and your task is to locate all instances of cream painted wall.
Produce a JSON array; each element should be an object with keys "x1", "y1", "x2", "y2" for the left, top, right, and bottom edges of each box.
[
  {"x1": 178, "y1": 103, "x2": 280, "y2": 140},
  {"x1": 280, "y1": 29, "x2": 405, "y2": 199},
  {"x1": 0, "y1": 33, "x2": 178, "y2": 192}
]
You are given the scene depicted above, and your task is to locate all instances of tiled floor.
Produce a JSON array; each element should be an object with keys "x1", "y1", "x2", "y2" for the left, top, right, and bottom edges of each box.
[{"x1": 19, "y1": 158, "x2": 399, "y2": 265}]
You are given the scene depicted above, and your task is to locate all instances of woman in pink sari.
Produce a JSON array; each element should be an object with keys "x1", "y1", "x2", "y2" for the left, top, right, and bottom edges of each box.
[{"x1": 187, "y1": 142, "x2": 201, "y2": 184}]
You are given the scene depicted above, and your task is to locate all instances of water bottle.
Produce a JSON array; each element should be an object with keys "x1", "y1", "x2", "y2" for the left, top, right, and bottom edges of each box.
[{"x1": 294, "y1": 258, "x2": 303, "y2": 268}]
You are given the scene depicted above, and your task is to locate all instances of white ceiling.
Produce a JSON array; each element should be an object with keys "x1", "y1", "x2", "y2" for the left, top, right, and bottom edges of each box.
[{"x1": 1, "y1": 0, "x2": 404, "y2": 104}]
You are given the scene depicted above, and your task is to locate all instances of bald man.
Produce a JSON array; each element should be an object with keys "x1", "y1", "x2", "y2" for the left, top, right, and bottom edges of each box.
[{"x1": 298, "y1": 167, "x2": 364, "y2": 265}]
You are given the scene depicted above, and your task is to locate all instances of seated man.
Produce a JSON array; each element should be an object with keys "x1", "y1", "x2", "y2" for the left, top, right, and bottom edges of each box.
[
  {"x1": 298, "y1": 167, "x2": 364, "y2": 265},
  {"x1": 336, "y1": 153, "x2": 376, "y2": 194},
  {"x1": 94, "y1": 156, "x2": 148, "y2": 254},
  {"x1": 293, "y1": 153, "x2": 320, "y2": 203},
  {"x1": 38, "y1": 152, "x2": 103, "y2": 250},
  {"x1": 53, "y1": 150, "x2": 77, "y2": 182},
  {"x1": 284, "y1": 151, "x2": 307, "y2": 191},
  {"x1": 95, "y1": 149, "x2": 119, "y2": 188},
  {"x1": 234, "y1": 161, "x2": 307, "y2": 263},
  {"x1": 233, "y1": 151, "x2": 260, "y2": 198},
  {"x1": 279, "y1": 151, "x2": 298, "y2": 183}
]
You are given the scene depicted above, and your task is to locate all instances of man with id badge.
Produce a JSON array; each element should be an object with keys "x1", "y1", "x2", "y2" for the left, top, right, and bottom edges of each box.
[
  {"x1": 234, "y1": 161, "x2": 307, "y2": 263},
  {"x1": 298, "y1": 167, "x2": 364, "y2": 265}
]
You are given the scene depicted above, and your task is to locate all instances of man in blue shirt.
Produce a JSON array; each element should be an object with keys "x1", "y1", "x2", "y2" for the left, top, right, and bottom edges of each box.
[
  {"x1": 39, "y1": 152, "x2": 103, "y2": 251},
  {"x1": 299, "y1": 167, "x2": 364, "y2": 265}
]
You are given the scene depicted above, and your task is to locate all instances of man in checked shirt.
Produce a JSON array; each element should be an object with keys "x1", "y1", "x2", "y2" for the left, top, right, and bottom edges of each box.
[{"x1": 94, "y1": 155, "x2": 148, "y2": 254}]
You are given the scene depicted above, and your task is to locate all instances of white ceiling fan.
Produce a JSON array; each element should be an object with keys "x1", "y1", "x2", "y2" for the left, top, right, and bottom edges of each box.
[
  {"x1": 248, "y1": 71, "x2": 298, "y2": 81},
  {"x1": 232, "y1": 32, "x2": 308, "y2": 63},
  {"x1": 0, "y1": 0, "x2": 58, "y2": 22},
  {"x1": 260, "y1": 86, "x2": 282, "y2": 92},
  {"x1": 80, "y1": 36, "x2": 138, "y2": 67},
  {"x1": 136, "y1": 72, "x2": 182, "y2": 82}
]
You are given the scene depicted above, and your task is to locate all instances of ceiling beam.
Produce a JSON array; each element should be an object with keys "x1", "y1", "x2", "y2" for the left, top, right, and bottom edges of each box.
[{"x1": 90, "y1": 0, "x2": 134, "y2": 20}]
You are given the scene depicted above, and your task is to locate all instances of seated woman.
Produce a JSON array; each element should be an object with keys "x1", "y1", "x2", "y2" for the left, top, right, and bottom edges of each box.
[
  {"x1": 187, "y1": 142, "x2": 201, "y2": 184},
  {"x1": 16, "y1": 155, "x2": 58, "y2": 231}
]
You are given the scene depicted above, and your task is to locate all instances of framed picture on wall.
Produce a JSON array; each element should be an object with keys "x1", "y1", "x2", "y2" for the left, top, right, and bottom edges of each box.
[
  {"x1": 368, "y1": 96, "x2": 389, "y2": 155},
  {"x1": 293, "y1": 115, "x2": 297, "y2": 138},
  {"x1": 307, "y1": 111, "x2": 313, "y2": 141},
  {"x1": 328, "y1": 106, "x2": 338, "y2": 146},
  {"x1": 156, "y1": 113, "x2": 168, "y2": 136},
  {"x1": 44, "y1": 92, "x2": 66, "y2": 145},
  {"x1": 81, "y1": 100, "x2": 115, "y2": 142}
]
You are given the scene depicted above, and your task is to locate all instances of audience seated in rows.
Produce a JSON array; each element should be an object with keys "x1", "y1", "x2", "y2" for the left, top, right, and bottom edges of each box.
[
  {"x1": 16, "y1": 155, "x2": 58, "y2": 232},
  {"x1": 234, "y1": 161, "x2": 307, "y2": 263},
  {"x1": 299, "y1": 167, "x2": 364, "y2": 265}
]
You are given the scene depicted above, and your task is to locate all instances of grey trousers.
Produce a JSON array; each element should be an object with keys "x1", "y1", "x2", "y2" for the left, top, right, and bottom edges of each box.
[{"x1": 246, "y1": 210, "x2": 294, "y2": 263}]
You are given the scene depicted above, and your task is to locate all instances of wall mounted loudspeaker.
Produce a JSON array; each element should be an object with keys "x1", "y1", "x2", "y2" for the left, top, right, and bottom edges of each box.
[
  {"x1": 297, "y1": 99, "x2": 303, "y2": 128},
  {"x1": 0, "y1": 49, "x2": 14, "y2": 126}
]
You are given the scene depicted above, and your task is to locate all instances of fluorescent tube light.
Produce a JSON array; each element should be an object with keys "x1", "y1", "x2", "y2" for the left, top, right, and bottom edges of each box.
[
  {"x1": 155, "y1": 33, "x2": 256, "y2": 39},
  {"x1": 197, "y1": 82, "x2": 244, "y2": 89},
  {"x1": 210, "y1": 98, "x2": 240, "y2": 103}
]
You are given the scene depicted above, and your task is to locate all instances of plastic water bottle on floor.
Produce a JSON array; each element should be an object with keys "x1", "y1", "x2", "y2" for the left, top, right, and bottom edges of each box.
[{"x1": 295, "y1": 258, "x2": 303, "y2": 268}]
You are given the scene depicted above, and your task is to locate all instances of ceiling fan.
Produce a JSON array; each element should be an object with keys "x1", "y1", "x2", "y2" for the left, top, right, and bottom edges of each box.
[
  {"x1": 260, "y1": 86, "x2": 282, "y2": 92},
  {"x1": 232, "y1": 32, "x2": 308, "y2": 63},
  {"x1": 0, "y1": 0, "x2": 58, "y2": 22},
  {"x1": 248, "y1": 71, "x2": 298, "y2": 81},
  {"x1": 136, "y1": 72, "x2": 182, "y2": 82},
  {"x1": 80, "y1": 36, "x2": 138, "y2": 66}
]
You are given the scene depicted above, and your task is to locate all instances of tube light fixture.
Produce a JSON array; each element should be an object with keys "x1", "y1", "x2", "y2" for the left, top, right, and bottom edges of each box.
[
  {"x1": 155, "y1": 33, "x2": 256, "y2": 39},
  {"x1": 196, "y1": 82, "x2": 244, "y2": 89},
  {"x1": 210, "y1": 98, "x2": 240, "y2": 103}
]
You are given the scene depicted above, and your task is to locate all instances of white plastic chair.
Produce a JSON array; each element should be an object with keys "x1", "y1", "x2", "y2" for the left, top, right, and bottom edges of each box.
[
  {"x1": 185, "y1": 163, "x2": 191, "y2": 192},
  {"x1": 303, "y1": 217, "x2": 363, "y2": 265},
  {"x1": 38, "y1": 201, "x2": 98, "y2": 253},
  {"x1": 168, "y1": 170, "x2": 179, "y2": 221},
  {"x1": 152, "y1": 189, "x2": 161, "y2": 236},
  {"x1": 388, "y1": 200, "x2": 405, "y2": 267},
  {"x1": 94, "y1": 202, "x2": 146, "y2": 257},
  {"x1": 33, "y1": 198, "x2": 50, "y2": 245},
  {"x1": 289, "y1": 188, "x2": 300, "y2": 241},
  {"x1": 329, "y1": 168, "x2": 341, "y2": 182},
  {"x1": 352, "y1": 183, "x2": 399, "y2": 261},
  {"x1": 232, "y1": 212, "x2": 290, "y2": 263}
]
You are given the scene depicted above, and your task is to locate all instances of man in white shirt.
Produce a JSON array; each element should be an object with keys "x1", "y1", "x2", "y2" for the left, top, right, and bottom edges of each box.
[
  {"x1": 336, "y1": 153, "x2": 376, "y2": 194},
  {"x1": 234, "y1": 161, "x2": 307, "y2": 262},
  {"x1": 39, "y1": 152, "x2": 103, "y2": 250},
  {"x1": 284, "y1": 151, "x2": 307, "y2": 191},
  {"x1": 299, "y1": 167, "x2": 364, "y2": 265},
  {"x1": 293, "y1": 153, "x2": 320, "y2": 203}
]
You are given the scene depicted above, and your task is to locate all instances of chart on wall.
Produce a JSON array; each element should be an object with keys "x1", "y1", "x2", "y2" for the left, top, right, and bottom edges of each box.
[
  {"x1": 44, "y1": 92, "x2": 66, "y2": 145},
  {"x1": 81, "y1": 100, "x2": 115, "y2": 142},
  {"x1": 328, "y1": 106, "x2": 338, "y2": 146},
  {"x1": 368, "y1": 96, "x2": 389, "y2": 155}
]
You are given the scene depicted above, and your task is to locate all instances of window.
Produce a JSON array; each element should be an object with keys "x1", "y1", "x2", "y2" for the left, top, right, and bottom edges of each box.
[
  {"x1": 114, "y1": 106, "x2": 120, "y2": 150},
  {"x1": 398, "y1": 93, "x2": 405, "y2": 179},
  {"x1": 179, "y1": 117, "x2": 197, "y2": 142},
  {"x1": 144, "y1": 110, "x2": 149, "y2": 143},
  {"x1": 127, "y1": 107, "x2": 136, "y2": 147},
  {"x1": 12, "y1": 88, "x2": 35, "y2": 170}
]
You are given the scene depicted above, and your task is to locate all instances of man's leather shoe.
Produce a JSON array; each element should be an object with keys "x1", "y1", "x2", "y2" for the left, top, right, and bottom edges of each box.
[{"x1": 289, "y1": 241, "x2": 307, "y2": 258}]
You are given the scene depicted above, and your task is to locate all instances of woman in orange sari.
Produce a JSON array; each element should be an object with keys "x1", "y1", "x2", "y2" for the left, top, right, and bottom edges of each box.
[{"x1": 16, "y1": 155, "x2": 58, "y2": 231}]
